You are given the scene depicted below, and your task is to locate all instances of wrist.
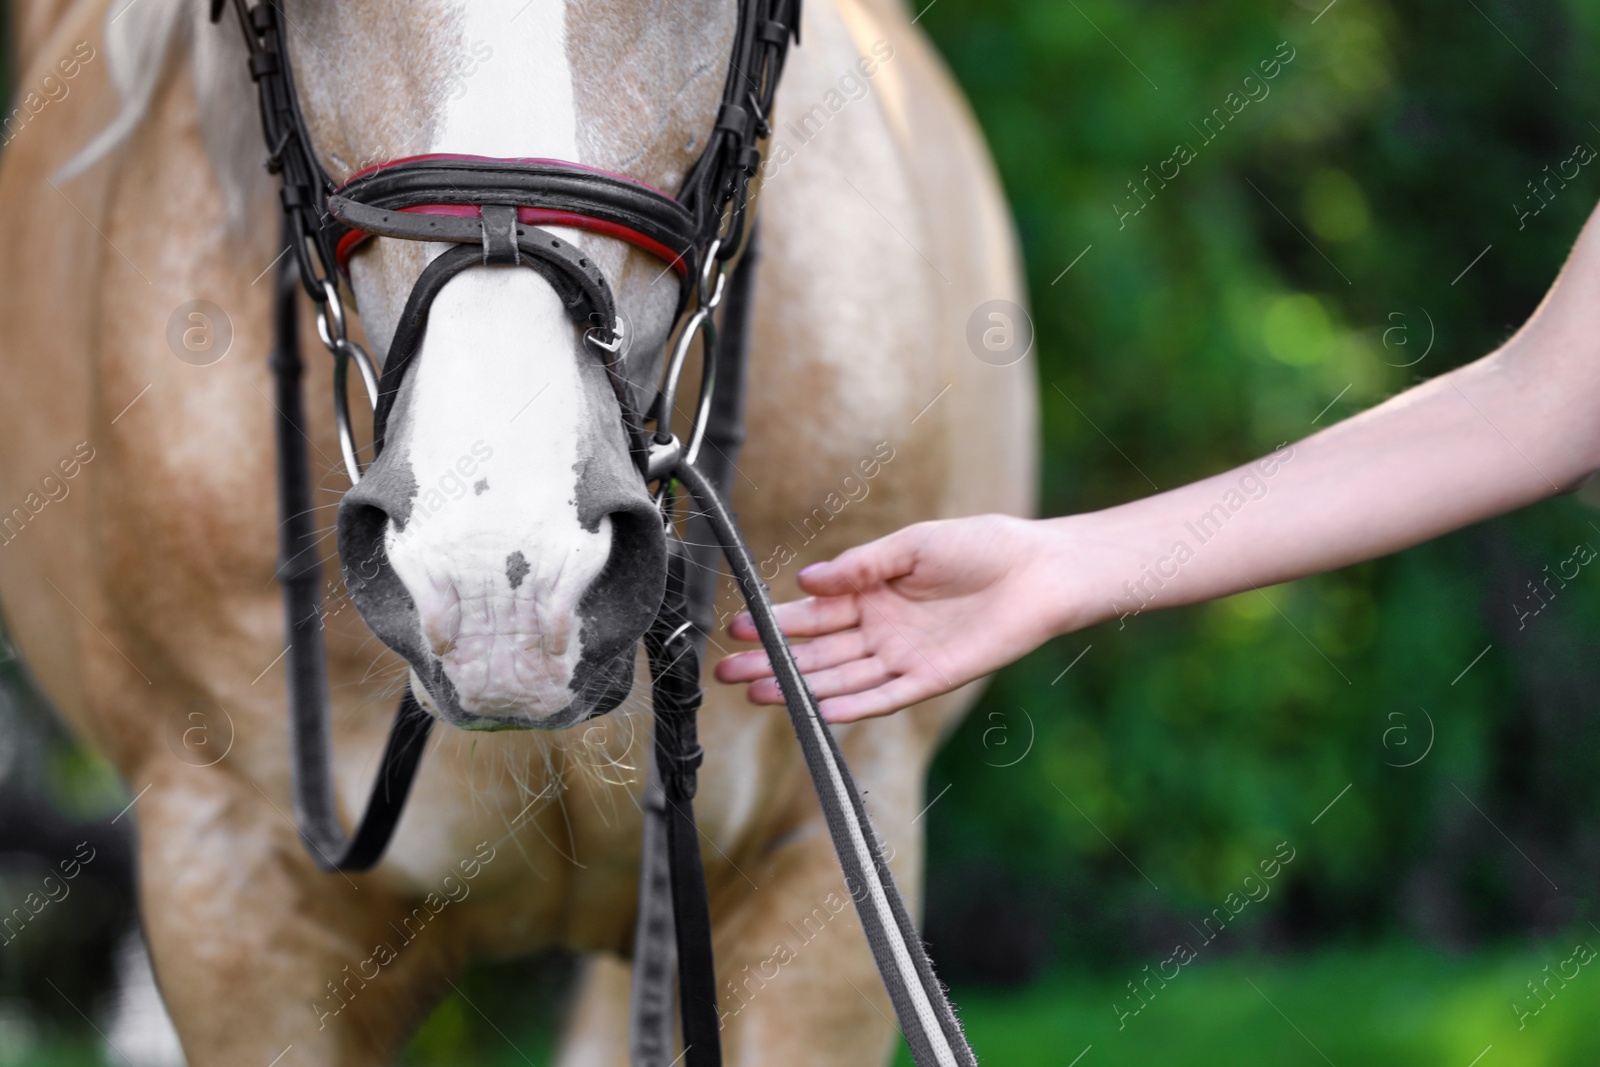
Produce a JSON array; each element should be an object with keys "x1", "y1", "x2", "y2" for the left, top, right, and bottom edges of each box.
[{"x1": 1026, "y1": 509, "x2": 1141, "y2": 638}]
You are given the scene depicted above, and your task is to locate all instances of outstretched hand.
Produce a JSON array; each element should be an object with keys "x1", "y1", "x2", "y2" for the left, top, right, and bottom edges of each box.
[{"x1": 714, "y1": 514, "x2": 1070, "y2": 722}]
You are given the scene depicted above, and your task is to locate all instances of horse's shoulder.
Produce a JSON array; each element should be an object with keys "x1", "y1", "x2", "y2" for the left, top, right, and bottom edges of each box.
[{"x1": 10, "y1": 0, "x2": 111, "y2": 86}]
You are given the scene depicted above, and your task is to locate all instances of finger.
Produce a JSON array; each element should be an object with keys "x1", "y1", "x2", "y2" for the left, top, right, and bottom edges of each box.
[
  {"x1": 714, "y1": 648, "x2": 773, "y2": 683},
  {"x1": 795, "y1": 527, "x2": 924, "y2": 597},
  {"x1": 746, "y1": 651, "x2": 897, "y2": 706},
  {"x1": 726, "y1": 627, "x2": 870, "y2": 694},
  {"x1": 796, "y1": 656, "x2": 894, "y2": 700},
  {"x1": 816, "y1": 674, "x2": 939, "y2": 723},
  {"x1": 720, "y1": 630, "x2": 869, "y2": 683},
  {"x1": 788, "y1": 630, "x2": 869, "y2": 673},
  {"x1": 745, "y1": 676, "x2": 787, "y2": 705},
  {"x1": 726, "y1": 595, "x2": 861, "y2": 642}
]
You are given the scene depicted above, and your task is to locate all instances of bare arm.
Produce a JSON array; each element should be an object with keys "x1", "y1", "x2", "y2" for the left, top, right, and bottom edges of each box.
[
  {"x1": 1070, "y1": 276, "x2": 1600, "y2": 624},
  {"x1": 716, "y1": 203, "x2": 1600, "y2": 720}
]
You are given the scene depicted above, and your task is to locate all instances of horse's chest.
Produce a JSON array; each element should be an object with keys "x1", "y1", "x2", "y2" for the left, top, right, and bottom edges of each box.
[{"x1": 375, "y1": 698, "x2": 799, "y2": 953}]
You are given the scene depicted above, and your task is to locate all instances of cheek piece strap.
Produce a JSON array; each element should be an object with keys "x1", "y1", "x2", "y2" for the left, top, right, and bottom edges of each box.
[{"x1": 215, "y1": 2, "x2": 975, "y2": 1065}]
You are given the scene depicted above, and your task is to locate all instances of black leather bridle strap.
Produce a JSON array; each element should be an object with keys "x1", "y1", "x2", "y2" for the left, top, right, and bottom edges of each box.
[
  {"x1": 329, "y1": 194, "x2": 639, "y2": 298},
  {"x1": 270, "y1": 216, "x2": 433, "y2": 872},
  {"x1": 628, "y1": 230, "x2": 762, "y2": 1066},
  {"x1": 361, "y1": 235, "x2": 620, "y2": 454},
  {"x1": 644, "y1": 541, "x2": 721, "y2": 1067},
  {"x1": 677, "y1": 0, "x2": 797, "y2": 262},
  {"x1": 219, "y1": 0, "x2": 342, "y2": 295}
]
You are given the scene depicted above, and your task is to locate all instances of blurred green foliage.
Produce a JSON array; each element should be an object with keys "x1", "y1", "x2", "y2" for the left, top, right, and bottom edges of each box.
[
  {"x1": 400, "y1": 955, "x2": 567, "y2": 1066},
  {"x1": 395, "y1": 939, "x2": 1600, "y2": 1066},
  {"x1": 915, "y1": 0, "x2": 1600, "y2": 982},
  {"x1": 894, "y1": 940, "x2": 1600, "y2": 1065}
]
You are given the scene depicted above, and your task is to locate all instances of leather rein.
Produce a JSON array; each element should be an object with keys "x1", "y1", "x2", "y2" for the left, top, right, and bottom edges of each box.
[{"x1": 217, "y1": 2, "x2": 975, "y2": 1065}]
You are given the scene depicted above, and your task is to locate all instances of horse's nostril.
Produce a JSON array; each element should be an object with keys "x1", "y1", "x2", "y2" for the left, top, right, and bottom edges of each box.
[
  {"x1": 340, "y1": 501, "x2": 390, "y2": 584},
  {"x1": 577, "y1": 506, "x2": 667, "y2": 642},
  {"x1": 337, "y1": 489, "x2": 430, "y2": 672},
  {"x1": 562, "y1": 504, "x2": 667, "y2": 712}
]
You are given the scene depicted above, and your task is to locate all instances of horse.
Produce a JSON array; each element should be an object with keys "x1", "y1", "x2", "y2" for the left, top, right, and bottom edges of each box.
[{"x1": 0, "y1": 0, "x2": 1036, "y2": 1062}]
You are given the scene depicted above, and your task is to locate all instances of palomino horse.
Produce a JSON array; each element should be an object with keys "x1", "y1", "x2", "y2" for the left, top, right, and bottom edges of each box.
[{"x1": 0, "y1": 0, "x2": 1035, "y2": 1063}]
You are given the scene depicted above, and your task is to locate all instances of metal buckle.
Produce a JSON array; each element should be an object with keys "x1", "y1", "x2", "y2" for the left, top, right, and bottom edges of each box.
[
  {"x1": 584, "y1": 316, "x2": 626, "y2": 356},
  {"x1": 646, "y1": 435, "x2": 684, "y2": 482}
]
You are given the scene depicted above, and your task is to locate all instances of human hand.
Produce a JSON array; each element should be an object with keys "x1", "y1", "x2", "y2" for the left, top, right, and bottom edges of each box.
[{"x1": 714, "y1": 514, "x2": 1074, "y2": 722}]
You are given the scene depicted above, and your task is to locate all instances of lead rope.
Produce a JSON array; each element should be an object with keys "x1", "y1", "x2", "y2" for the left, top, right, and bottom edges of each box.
[
  {"x1": 669, "y1": 461, "x2": 975, "y2": 1067},
  {"x1": 630, "y1": 228, "x2": 760, "y2": 1066},
  {"x1": 631, "y1": 222, "x2": 974, "y2": 1065}
]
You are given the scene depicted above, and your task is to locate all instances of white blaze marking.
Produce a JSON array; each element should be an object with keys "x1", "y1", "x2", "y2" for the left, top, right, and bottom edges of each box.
[
  {"x1": 435, "y1": 0, "x2": 578, "y2": 161},
  {"x1": 383, "y1": 7, "x2": 611, "y2": 718}
]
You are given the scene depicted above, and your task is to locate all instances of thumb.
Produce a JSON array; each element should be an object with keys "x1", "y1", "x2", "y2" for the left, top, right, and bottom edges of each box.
[{"x1": 796, "y1": 526, "x2": 922, "y2": 596}]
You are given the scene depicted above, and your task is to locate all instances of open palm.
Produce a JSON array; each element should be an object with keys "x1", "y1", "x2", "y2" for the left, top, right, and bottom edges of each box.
[{"x1": 715, "y1": 515, "x2": 1065, "y2": 722}]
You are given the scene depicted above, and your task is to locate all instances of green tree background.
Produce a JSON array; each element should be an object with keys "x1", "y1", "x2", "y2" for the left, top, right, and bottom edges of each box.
[{"x1": 914, "y1": 0, "x2": 1600, "y2": 995}]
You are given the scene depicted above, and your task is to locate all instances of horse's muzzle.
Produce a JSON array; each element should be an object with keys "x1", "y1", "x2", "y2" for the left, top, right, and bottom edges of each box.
[{"x1": 335, "y1": 446, "x2": 665, "y2": 730}]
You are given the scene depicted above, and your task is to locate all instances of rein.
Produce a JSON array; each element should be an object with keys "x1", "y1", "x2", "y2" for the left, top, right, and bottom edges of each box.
[{"x1": 219, "y1": 2, "x2": 975, "y2": 1065}]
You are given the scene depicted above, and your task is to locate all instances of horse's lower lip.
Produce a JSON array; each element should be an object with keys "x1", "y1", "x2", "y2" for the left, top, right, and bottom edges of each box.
[
  {"x1": 408, "y1": 668, "x2": 599, "y2": 731},
  {"x1": 448, "y1": 705, "x2": 595, "y2": 731},
  {"x1": 407, "y1": 635, "x2": 638, "y2": 731},
  {"x1": 435, "y1": 633, "x2": 577, "y2": 712},
  {"x1": 448, "y1": 713, "x2": 531, "y2": 732}
]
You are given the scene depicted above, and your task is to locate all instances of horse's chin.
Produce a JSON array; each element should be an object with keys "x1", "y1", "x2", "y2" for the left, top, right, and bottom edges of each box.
[{"x1": 406, "y1": 651, "x2": 636, "y2": 731}]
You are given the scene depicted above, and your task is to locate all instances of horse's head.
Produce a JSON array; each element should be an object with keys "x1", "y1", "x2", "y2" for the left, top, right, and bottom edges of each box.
[{"x1": 281, "y1": 0, "x2": 736, "y2": 729}]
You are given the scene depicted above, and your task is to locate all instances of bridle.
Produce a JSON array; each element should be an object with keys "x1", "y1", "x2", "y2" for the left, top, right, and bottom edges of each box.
[
  {"x1": 214, "y1": 0, "x2": 766, "y2": 486},
  {"x1": 216, "y1": 3, "x2": 977, "y2": 1066}
]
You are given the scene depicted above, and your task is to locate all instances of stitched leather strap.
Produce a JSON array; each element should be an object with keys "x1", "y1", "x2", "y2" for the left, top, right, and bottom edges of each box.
[
  {"x1": 219, "y1": 0, "x2": 342, "y2": 296},
  {"x1": 628, "y1": 230, "x2": 760, "y2": 1064},
  {"x1": 270, "y1": 218, "x2": 433, "y2": 873},
  {"x1": 361, "y1": 238, "x2": 645, "y2": 475},
  {"x1": 644, "y1": 542, "x2": 720, "y2": 1067}
]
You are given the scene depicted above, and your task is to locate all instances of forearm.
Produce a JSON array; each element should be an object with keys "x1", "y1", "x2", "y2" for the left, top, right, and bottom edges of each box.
[
  {"x1": 1053, "y1": 327, "x2": 1600, "y2": 630},
  {"x1": 727, "y1": 208, "x2": 1600, "y2": 721}
]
